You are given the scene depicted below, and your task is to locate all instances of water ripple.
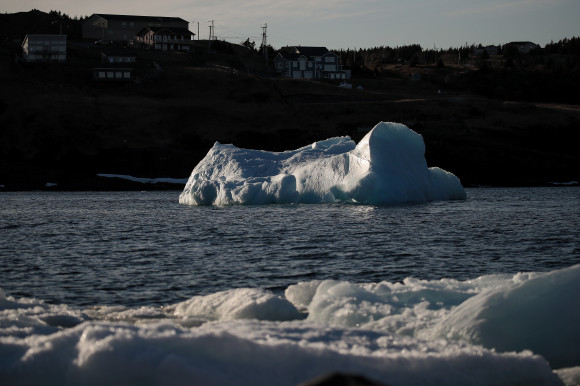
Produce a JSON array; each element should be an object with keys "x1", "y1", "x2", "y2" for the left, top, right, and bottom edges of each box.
[{"x1": 0, "y1": 188, "x2": 578, "y2": 307}]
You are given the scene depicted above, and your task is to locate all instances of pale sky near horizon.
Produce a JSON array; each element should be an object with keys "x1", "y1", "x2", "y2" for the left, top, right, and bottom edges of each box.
[{"x1": 2, "y1": 0, "x2": 579, "y2": 50}]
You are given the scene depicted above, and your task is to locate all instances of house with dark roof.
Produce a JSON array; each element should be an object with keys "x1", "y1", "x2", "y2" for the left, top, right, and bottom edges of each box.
[
  {"x1": 82, "y1": 14, "x2": 192, "y2": 43},
  {"x1": 474, "y1": 45, "x2": 500, "y2": 57},
  {"x1": 274, "y1": 46, "x2": 350, "y2": 80},
  {"x1": 505, "y1": 41, "x2": 540, "y2": 54},
  {"x1": 136, "y1": 26, "x2": 194, "y2": 51}
]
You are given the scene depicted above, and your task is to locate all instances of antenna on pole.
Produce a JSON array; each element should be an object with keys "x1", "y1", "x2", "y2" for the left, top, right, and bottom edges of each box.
[{"x1": 261, "y1": 23, "x2": 268, "y2": 72}]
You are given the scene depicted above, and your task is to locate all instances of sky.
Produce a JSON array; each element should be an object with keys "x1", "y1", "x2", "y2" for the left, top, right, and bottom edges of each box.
[{"x1": 2, "y1": 0, "x2": 580, "y2": 50}]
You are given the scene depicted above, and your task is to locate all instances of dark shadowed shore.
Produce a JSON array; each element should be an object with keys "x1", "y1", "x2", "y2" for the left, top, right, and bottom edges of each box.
[{"x1": 1, "y1": 37, "x2": 579, "y2": 191}]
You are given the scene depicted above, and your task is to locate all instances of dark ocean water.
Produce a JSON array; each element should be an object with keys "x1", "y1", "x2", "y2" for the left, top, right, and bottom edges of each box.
[{"x1": 1, "y1": 187, "x2": 578, "y2": 307}]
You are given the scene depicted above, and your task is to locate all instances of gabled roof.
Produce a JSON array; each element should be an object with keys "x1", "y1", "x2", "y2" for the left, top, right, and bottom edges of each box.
[
  {"x1": 507, "y1": 41, "x2": 538, "y2": 46},
  {"x1": 277, "y1": 46, "x2": 338, "y2": 61},
  {"x1": 293, "y1": 46, "x2": 330, "y2": 57},
  {"x1": 276, "y1": 52, "x2": 306, "y2": 61},
  {"x1": 22, "y1": 34, "x2": 66, "y2": 46},
  {"x1": 93, "y1": 14, "x2": 187, "y2": 24},
  {"x1": 99, "y1": 50, "x2": 136, "y2": 57},
  {"x1": 23, "y1": 34, "x2": 66, "y2": 40}
]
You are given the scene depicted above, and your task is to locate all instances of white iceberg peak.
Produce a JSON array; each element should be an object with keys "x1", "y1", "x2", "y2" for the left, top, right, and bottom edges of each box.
[{"x1": 179, "y1": 122, "x2": 466, "y2": 206}]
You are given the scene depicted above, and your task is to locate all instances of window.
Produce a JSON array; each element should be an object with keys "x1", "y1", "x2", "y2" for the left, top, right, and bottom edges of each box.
[{"x1": 300, "y1": 60, "x2": 306, "y2": 71}]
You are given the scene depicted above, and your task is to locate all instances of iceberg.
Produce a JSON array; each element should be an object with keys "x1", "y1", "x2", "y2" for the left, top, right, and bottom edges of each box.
[{"x1": 179, "y1": 122, "x2": 466, "y2": 205}]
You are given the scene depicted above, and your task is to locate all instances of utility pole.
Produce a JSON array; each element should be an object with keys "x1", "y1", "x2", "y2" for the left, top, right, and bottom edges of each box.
[
  {"x1": 261, "y1": 23, "x2": 268, "y2": 72},
  {"x1": 208, "y1": 20, "x2": 214, "y2": 54},
  {"x1": 191, "y1": 21, "x2": 198, "y2": 53},
  {"x1": 434, "y1": 44, "x2": 437, "y2": 65},
  {"x1": 192, "y1": 21, "x2": 199, "y2": 40}
]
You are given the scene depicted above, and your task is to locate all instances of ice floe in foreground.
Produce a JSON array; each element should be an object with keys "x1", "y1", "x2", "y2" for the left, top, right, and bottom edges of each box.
[
  {"x1": 2, "y1": 265, "x2": 580, "y2": 385},
  {"x1": 179, "y1": 122, "x2": 466, "y2": 205}
]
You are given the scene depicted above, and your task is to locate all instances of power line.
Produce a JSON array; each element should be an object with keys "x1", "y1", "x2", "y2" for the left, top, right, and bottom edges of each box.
[
  {"x1": 216, "y1": 36, "x2": 262, "y2": 40},
  {"x1": 208, "y1": 20, "x2": 261, "y2": 43},
  {"x1": 219, "y1": 25, "x2": 260, "y2": 39}
]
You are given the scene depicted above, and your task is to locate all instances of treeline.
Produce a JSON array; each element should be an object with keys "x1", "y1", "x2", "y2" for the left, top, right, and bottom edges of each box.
[
  {"x1": 337, "y1": 44, "x2": 456, "y2": 68},
  {"x1": 334, "y1": 38, "x2": 580, "y2": 67},
  {"x1": 499, "y1": 37, "x2": 580, "y2": 75},
  {"x1": 544, "y1": 37, "x2": 580, "y2": 55},
  {"x1": 0, "y1": 9, "x2": 86, "y2": 40},
  {"x1": 45, "y1": 9, "x2": 88, "y2": 21},
  {"x1": 323, "y1": 38, "x2": 580, "y2": 78},
  {"x1": 237, "y1": 36, "x2": 580, "y2": 77}
]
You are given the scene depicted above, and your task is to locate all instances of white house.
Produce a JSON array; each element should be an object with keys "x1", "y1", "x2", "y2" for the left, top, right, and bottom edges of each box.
[
  {"x1": 22, "y1": 34, "x2": 66, "y2": 62},
  {"x1": 274, "y1": 46, "x2": 350, "y2": 80}
]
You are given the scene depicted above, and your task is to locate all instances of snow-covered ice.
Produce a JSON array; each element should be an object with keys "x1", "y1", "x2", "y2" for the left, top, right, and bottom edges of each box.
[
  {"x1": 2, "y1": 264, "x2": 579, "y2": 385},
  {"x1": 179, "y1": 122, "x2": 466, "y2": 205}
]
